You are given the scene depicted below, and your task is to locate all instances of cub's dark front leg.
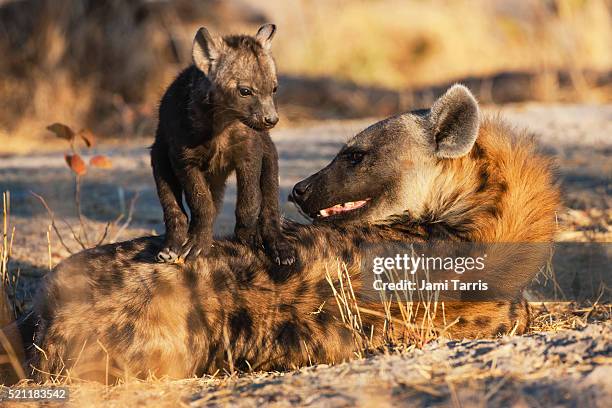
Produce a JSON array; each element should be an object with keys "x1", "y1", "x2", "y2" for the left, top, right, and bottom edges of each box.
[
  {"x1": 151, "y1": 143, "x2": 188, "y2": 262},
  {"x1": 234, "y1": 154, "x2": 263, "y2": 248},
  {"x1": 174, "y1": 162, "x2": 216, "y2": 262},
  {"x1": 259, "y1": 136, "x2": 296, "y2": 266}
]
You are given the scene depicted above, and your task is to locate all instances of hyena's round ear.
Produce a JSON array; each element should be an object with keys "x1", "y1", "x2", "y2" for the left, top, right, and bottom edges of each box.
[
  {"x1": 255, "y1": 24, "x2": 276, "y2": 51},
  {"x1": 429, "y1": 84, "x2": 480, "y2": 159},
  {"x1": 192, "y1": 27, "x2": 222, "y2": 74}
]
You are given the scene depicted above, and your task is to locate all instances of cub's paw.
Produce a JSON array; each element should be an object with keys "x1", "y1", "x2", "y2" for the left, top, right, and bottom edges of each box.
[
  {"x1": 267, "y1": 238, "x2": 296, "y2": 266},
  {"x1": 156, "y1": 247, "x2": 180, "y2": 263},
  {"x1": 235, "y1": 225, "x2": 259, "y2": 248},
  {"x1": 156, "y1": 237, "x2": 184, "y2": 263},
  {"x1": 181, "y1": 235, "x2": 212, "y2": 263}
]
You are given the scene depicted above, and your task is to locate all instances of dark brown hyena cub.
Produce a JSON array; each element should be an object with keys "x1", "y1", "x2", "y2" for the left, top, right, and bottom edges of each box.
[{"x1": 151, "y1": 24, "x2": 295, "y2": 265}]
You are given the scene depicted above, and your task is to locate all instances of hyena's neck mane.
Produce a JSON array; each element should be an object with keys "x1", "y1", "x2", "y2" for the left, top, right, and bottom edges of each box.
[{"x1": 395, "y1": 116, "x2": 559, "y2": 243}]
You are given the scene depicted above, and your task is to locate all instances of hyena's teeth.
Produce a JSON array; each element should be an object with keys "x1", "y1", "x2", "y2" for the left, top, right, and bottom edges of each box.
[
  {"x1": 319, "y1": 209, "x2": 330, "y2": 217},
  {"x1": 344, "y1": 202, "x2": 355, "y2": 208}
]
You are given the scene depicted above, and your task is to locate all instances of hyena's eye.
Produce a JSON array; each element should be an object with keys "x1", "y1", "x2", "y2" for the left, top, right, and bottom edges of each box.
[
  {"x1": 238, "y1": 87, "x2": 253, "y2": 97},
  {"x1": 272, "y1": 85, "x2": 278, "y2": 93}
]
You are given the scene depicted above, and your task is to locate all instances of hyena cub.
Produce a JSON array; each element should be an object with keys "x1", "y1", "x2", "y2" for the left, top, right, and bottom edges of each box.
[{"x1": 151, "y1": 24, "x2": 295, "y2": 265}]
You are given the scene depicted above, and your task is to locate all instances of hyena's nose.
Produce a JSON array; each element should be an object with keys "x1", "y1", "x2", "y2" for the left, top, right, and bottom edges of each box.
[
  {"x1": 264, "y1": 114, "x2": 279, "y2": 127},
  {"x1": 291, "y1": 180, "x2": 311, "y2": 203}
]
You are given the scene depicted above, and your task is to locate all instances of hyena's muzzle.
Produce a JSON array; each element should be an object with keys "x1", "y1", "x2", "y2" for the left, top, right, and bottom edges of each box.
[{"x1": 290, "y1": 84, "x2": 481, "y2": 227}]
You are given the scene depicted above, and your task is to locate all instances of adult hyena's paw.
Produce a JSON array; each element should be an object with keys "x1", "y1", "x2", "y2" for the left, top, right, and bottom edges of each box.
[{"x1": 267, "y1": 237, "x2": 296, "y2": 266}]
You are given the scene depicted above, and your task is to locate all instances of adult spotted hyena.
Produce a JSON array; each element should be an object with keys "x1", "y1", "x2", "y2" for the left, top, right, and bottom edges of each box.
[{"x1": 6, "y1": 85, "x2": 558, "y2": 383}]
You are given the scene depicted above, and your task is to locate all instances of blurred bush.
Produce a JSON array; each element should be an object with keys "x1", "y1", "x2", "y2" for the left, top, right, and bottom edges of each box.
[{"x1": 0, "y1": 0, "x2": 610, "y2": 151}]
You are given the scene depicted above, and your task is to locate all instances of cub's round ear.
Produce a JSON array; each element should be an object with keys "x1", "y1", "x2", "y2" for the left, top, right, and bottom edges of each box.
[
  {"x1": 429, "y1": 84, "x2": 479, "y2": 158},
  {"x1": 255, "y1": 24, "x2": 276, "y2": 51},
  {"x1": 192, "y1": 27, "x2": 222, "y2": 74}
]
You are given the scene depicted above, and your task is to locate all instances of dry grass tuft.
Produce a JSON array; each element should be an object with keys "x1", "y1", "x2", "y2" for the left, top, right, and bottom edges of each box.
[
  {"x1": 324, "y1": 258, "x2": 610, "y2": 362},
  {"x1": 529, "y1": 301, "x2": 611, "y2": 333},
  {"x1": 1, "y1": 192, "x2": 17, "y2": 322},
  {"x1": 325, "y1": 259, "x2": 460, "y2": 360},
  {"x1": 0, "y1": 191, "x2": 27, "y2": 383}
]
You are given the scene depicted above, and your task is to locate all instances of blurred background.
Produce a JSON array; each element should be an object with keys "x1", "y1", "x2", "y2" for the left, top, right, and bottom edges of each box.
[{"x1": 0, "y1": 0, "x2": 610, "y2": 153}]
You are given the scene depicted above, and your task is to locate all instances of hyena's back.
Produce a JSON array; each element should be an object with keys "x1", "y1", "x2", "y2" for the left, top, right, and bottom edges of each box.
[
  {"x1": 33, "y1": 237, "x2": 197, "y2": 380},
  {"x1": 30, "y1": 227, "x2": 531, "y2": 382},
  {"x1": 31, "y1": 234, "x2": 357, "y2": 381}
]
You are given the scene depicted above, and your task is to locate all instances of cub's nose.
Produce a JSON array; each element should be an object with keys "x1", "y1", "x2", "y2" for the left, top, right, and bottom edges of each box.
[{"x1": 264, "y1": 115, "x2": 279, "y2": 127}]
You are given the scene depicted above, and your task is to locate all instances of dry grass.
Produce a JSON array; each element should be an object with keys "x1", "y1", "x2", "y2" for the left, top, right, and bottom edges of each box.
[
  {"x1": 530, "y1": 302, "x2": 611, "y2": 332},
  {"x1": 0, "y1": 192, "x2": 27, "y2": 383},
  {"x1": 324, "y1": 257, "x2": 610, "y2": 359},
  {"x1": 324, "y1": 259, "x2": 459, "y2": 359},
  {"x1": 0, "y1": 192, "x2": 16, "y2": 322}
]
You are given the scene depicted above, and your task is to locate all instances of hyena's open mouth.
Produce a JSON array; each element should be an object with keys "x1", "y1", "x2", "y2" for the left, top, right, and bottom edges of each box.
[{"x1": 313, "y1": 198, "x2": 371, "y2": 219}]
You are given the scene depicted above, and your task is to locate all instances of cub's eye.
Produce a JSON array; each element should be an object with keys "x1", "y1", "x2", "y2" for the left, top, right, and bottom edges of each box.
[
  {"x1": 272, "y1": 85, "x2": 278, "y2": 93},
  {"x1": 348, "y1": 152, "x2": 365, "y2": 165},
  {"x1": 238, "y1": 87, "x2": 253, "y2": 97}
]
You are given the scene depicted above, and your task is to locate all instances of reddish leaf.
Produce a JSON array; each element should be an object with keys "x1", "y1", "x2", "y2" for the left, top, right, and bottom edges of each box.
[
  {"x1": 90, "y1": 155, "x2": 112, "y2": 169},
  {"x1": 65, "y1": 154, "x2": 87, "y2": 176},
  {"x1": 78, "y1": 129, "x2": 96, "y2": 148},
  {"x1": 47, "y1": 123, "x2": 75, "y2": 141}
]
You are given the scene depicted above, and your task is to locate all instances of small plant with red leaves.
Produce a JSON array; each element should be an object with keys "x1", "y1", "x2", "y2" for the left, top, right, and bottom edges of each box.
[{"x1": 31, "y1": 123, "x2": 137, "y2": 254}]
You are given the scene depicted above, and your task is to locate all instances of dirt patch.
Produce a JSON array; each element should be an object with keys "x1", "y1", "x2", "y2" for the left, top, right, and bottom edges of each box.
[{"x1": 3, "y1": 318, "x2": 609, "y2": 407}]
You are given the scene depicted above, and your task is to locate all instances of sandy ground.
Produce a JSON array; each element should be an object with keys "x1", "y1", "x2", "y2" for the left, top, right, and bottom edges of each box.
[
  {"x1": 0, "y1": 318, "x2": 606, "y2": 407},
  {"x1": 0, "y1": 103, "x2": 610, "y2": 406}
]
